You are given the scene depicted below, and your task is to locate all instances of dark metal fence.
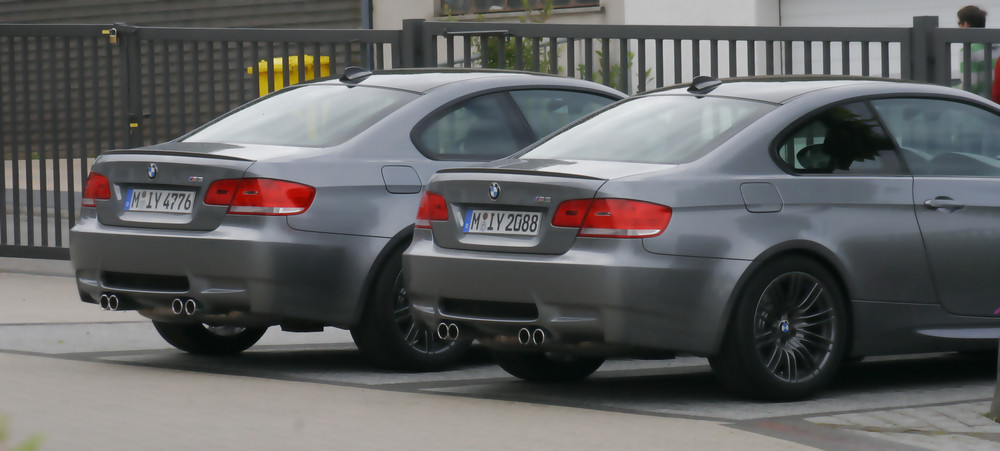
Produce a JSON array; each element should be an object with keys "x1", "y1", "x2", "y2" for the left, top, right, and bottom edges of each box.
[{"x1": 2, "y1": 16, "x2": 999, "y2": 259}]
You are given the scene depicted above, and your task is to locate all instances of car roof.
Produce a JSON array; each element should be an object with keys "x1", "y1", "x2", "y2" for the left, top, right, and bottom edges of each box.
[
  {"x1": 647, "y1": 76, "x2": 945, "y2": 104},
  {"x1": 309, "y1": 68, "x2": 625, "y2": 95}
]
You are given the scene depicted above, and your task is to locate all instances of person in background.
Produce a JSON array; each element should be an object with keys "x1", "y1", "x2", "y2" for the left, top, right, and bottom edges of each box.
[
  {"x1": 957, "y1": 5, "x2": 998, "y2": 99},
  {"x1": 994, "y1": 58, "x2": 1000, "y2": 103}
]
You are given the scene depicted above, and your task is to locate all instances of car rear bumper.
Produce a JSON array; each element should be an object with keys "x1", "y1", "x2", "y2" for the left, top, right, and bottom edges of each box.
[
  {"x1": 403, "y1": 230, "x2": 751, "y2": 356},
  {"x1": 70, "y1": 215, "x2": 388, "y2": 328}
]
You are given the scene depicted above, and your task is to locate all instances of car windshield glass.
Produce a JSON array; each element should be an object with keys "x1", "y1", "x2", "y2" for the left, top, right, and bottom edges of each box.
[
  {"x1": 521, "y1": 95, "x2": 774, "y2": 164},
  {"x1": 183, "y1": 85, "x2": 418, "y2": 147}
]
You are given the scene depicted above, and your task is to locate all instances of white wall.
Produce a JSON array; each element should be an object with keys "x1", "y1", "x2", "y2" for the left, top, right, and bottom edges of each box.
[
  {"x1": 619, "y1": 0, "x2": 778, "y2": 26},
  {"x1": 780, "y1": 0, "x2": 1000, "y2": 28}
]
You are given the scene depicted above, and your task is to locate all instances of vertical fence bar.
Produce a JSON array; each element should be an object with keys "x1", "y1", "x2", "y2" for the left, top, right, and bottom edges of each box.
[
  {"x1": 583, "y1": 38, "x2": 592, "y2": 80},
  {"x1": 618, "y1": 39, "x2": 629, "y2": 92},
  {"x1": 654, "y1": 39, "x2": 663, "y2": 88},
  {"x1": 11, "y1": 36, "x2": 22, "y2": 245},
  {"x1": 637, "y1": 38, "x2": 647, "y2": 93},
  {"x1": 709, "y1": 40, "x2": 718, "y2": 77},
  {"x1": 103, "y1": 35, "x2": 116, "y2": 152},
  {"x1": 462, "y1": 37, "x2": 472, "y2": 68},
  {"x1": 882, "y1": 41, "x2": 891, "y2": 78},
  {"x1": 179, "y1": 41, "x2": 189, "y2": 132},
  {"x1": 515, "y1": 36, "x2": 524, "y2": 70},
  {"x1": 747, "y1": 40, "x2": 756, "y2": 76},
  {"x1": 20, "y1": 37, "x2": 35, "y2": 246},
  {"x1": 480, "y1": 35, "x2": 489, "y2": 68},
  {"x1": 146, "y1": 40, "x2": 159, "y2": 143},
  {"x1": 600, "y1": 38, "x2": 610, "y2": 86},
  {"x1": 822, "y1": 41, "x2": 831, "y2": 75},
  {"x1": 765, "y1": 40, "x2": 775, "y2": 75},
  {"x1": 1, "y1": 37, "x2": 7, "y2": 245},
  {"x1": 673, "y1": 40, "x2": 682, "y2": 83},
  {"x1": 208, "y1": 41, "x2": 219, "y2": 121},
  {"x1": 691, "y1": 39, "x2": 701, "y2": 77},
  {"x1": 803, "y1": 41, "x2": 813, "y2": 75},
  {"x1": 841, "y1": 41, "x2": 850, "y2": 75},
  {"x1": 728, "y1": 40, "x2": 737, "y2": 77},
  {"x1": 861, "y1": 41, "x2": 870, "y2": 76},
  {"x1": 566, "y1": 38, "x2": 575, "y2": 78},
  {"x1": 75, "y1": 37, "x2": 88, "y2": 221},
  {"x1": 531, "y1": 37, "x2": 541, "y2": 72},
  {"x1": 281, "y1": 42, "x2": 290, "y2": 92},
  {"x1": 548, "y1": 36, "x2": 557, "y2": 74},
  {"x1": 446, "y1": 35, "x2": 455, "y2": 66},
  {"x1": 783, "y1": 41, "x2": 793, "y2": 75},
  {"x1": 41, "y1": 36, "x2": 53, "y2": 246},
  {"x1": 266, "y1": 41, "x2": 275, "y2": 96}
]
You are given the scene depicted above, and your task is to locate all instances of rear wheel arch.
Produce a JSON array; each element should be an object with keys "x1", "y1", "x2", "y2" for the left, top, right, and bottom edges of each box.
[
  {"x1": 715, "y1": 243, "x2": 855, "y2": 356},
  {"x1": 352, "y1": 225, "x2": 415, "y2": 327}
]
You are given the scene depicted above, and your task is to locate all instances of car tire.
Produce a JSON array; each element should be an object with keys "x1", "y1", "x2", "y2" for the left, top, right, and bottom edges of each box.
[
  {"x1": 709, "y1": 256, "x2": 847, "y2": 401},
  {"x1": 351, "y1": 249, "x2": 471, "y2": 371},
  {"x1": 152, "y1": 321, "x2": 267, "y2": 355},
  {"x1": 492, "y1": 350, "x2": 604, "y2": 382}
]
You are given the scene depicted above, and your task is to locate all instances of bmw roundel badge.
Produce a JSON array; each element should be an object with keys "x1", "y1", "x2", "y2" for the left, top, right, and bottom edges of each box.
[
  {"x1": 489, "y1": 182, "x2": 501, "y2": 200},
  {"x1": 147, "y1": 163, "x2": 158, "y2": 179}
]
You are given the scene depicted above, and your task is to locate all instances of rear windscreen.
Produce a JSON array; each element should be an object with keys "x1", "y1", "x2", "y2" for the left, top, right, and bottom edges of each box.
[
  {"x1": 183, "y1": 85, "x2": 418, "y2": 147},
  {"x1": 522, "y1": 95, "x2": 774, "y2": 164}
]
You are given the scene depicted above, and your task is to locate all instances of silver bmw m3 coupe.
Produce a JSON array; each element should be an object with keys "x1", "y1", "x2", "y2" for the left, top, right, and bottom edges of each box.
[
  {"x1": 404, "y1": 76, "x2": 1000, "y2": 398},
  {"x1": 70, "y1": 68, "x2": 624, "y2": 370}
]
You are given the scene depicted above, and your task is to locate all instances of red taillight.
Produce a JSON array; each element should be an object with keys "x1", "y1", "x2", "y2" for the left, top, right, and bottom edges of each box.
[
  {"x1": 552, "y1": 198, "x2": 671, "y2": 238},
  {"x1": 81, "y1": 172, "x2": 111, "y2": 207},
  {"x1": 204, "y1": 178, "x2": 315, "y2": 216},
  {"x1": 415, "y1": 191, "x2": 448, "y2": 228}
]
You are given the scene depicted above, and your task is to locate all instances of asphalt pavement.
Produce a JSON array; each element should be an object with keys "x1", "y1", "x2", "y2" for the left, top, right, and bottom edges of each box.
[{"x1": 1, "y1": 256, "x2": 999, "y2": 450}]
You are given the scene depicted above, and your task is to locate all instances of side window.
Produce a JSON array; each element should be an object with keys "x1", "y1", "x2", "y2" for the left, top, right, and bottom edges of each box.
[
  {"x1": 415, "y1": 93, "x2": 523, "y2": 161},
  {"x1": 775, "y1": 102, "x2": 902, "y2": 175},
  {"x1": 509, "y1": 90, "x2": 617, "y2": 138},
  {"x1": 871, "y1": 98, "x2": 1000, "y2": 176}
]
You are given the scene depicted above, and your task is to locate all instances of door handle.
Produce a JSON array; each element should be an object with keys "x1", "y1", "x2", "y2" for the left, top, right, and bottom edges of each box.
[{"x1": 923, "y1": 197, "x2": 965, "y2": 212}]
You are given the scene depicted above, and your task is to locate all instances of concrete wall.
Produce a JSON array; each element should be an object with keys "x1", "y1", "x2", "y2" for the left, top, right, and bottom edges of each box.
[{"x1": 373, "y1": 0, "x2": 781, "y2": 29}]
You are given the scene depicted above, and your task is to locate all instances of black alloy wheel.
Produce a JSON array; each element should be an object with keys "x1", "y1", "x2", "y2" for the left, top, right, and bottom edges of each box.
[
  {"x1": 709, "y1": 256, "x2": 847, "y2": 401},
  {"x1": 351, "y1": 249, "x2": 471, "y2": 371}
]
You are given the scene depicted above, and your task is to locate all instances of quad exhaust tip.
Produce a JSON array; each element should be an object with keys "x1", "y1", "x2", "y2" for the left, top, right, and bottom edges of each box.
[
  {"x1": 518, "y1": 327, "x2": 546, "y2": 346},
  {"x1": 99, "y1": 294, "x2": 122, "y2": 311},
  {"x1": 171, "y1": 298, "x2": 184, "y2": 315},
  {"x1": 436, "y1": 322, "x2": 460, "y2": 341},
  {"x1": 171, "y1": 298, "x2": 199, "y2": 316}
]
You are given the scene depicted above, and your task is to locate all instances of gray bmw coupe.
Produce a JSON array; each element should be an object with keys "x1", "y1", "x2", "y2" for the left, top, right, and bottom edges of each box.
[
  {"x1": 70, "y1": 68, "x2": 624, "y2": 370},
  {"x1": 405, "y1": 76, "x2": 1000, "y2": 399}
]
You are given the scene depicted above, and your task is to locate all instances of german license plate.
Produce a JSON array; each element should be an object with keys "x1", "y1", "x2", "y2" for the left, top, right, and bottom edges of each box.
[
  {"x1": 124, "y1": 188, "x2": 195, "y2": 213},
  {"x1": 462, "y1": 209, "x2": 541, "y2": 236}
]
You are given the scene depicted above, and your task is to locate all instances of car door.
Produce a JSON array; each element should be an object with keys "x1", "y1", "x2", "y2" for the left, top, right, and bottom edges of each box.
[
  {"x1": 772, "y1": 101, "x2": 933, "y2": 305},
  {"x1": 871, "y1": 97, "x2": 1000, "y2": 317}
]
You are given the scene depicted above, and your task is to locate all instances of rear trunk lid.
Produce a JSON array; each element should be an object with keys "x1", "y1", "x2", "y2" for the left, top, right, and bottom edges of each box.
[
  {"x1": 427, "y1": 159, "x2": 667, "y2": 254},
  {"x1": 89, "y1": 143, "x2": 259, "y2": 231}
]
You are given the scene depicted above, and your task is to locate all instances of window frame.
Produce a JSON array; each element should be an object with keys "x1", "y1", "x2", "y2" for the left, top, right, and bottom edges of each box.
[
  {"x1": 770, "y1": 98, "x2": 907, "y2": 177},
  {"x1": 409, "y1": 87, "x2": 620, "y2": 162},
  {"x1": 868, "y1": 95, "x2": 1000, "y2": 178}
]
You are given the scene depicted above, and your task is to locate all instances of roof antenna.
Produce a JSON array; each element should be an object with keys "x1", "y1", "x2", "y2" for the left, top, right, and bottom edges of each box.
[
  {"x1": 341, "y1": 66, "x2": 373, "y2": 83},
  {"x1": 688, "y1": 75, "x2": 722, "y2": 94}
]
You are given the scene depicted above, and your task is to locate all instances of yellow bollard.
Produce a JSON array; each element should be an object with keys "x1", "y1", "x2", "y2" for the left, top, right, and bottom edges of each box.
[{"x1": 248, "y1": 55, "x2": 331, "y2": 96}]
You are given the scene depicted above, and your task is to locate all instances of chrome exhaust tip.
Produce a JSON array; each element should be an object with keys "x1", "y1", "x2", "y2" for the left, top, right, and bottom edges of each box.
[
  {"x1": 171, "y1": 298, "x2": 184, "y2": 315},
  {"x1": 517, "y1": 327, "x2": 532, "y2": 346},
  {"x1": 436, "y1": 322, "x2": 450, "y2": 340},
  {"x1": 99, "y1": 294, "x2": 110, "y2": 311},
  {"x1": 183, "y1": 299, "x2": 198, "y2": 316},
  {"x1": 107, "y1": 294, "x2": 120, "y2": 311},
  {"x1": 436, "y1": 322, "x2": 461, "y2": 340},
  {"x1": 531, "y1": 328, "x2": 545, "y2": 346}
]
